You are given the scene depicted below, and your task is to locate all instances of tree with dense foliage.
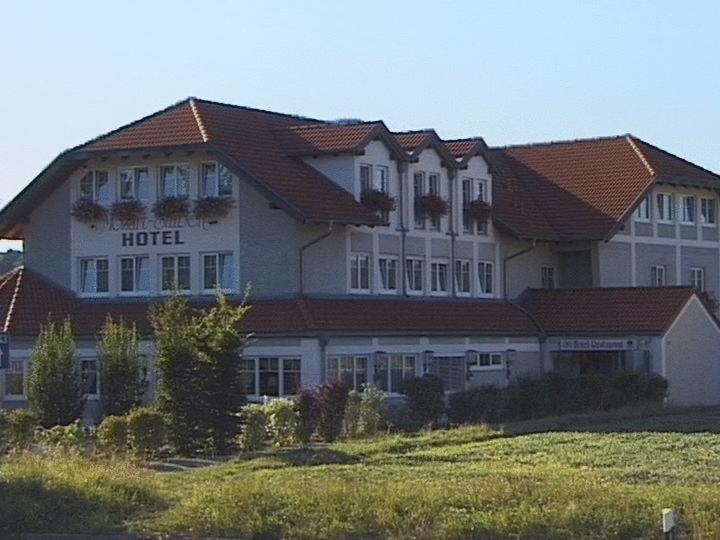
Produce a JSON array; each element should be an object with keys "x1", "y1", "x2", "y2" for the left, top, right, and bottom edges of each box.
[
  {"x1": 99, "y1": 317, "x2": 145, "y2": 417},
  {"x1": 28, "y1": 320, "x2": 84, "y2": 427},
  {"x1": 317, "y1": 381, "x2": 349, "y2": 442}
]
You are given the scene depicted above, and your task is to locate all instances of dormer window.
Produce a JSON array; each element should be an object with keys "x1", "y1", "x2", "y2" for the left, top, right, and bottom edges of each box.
[
  {"x1": 656, "y1": 192, "x2": 674, "y2": 223},
  {"x1": 359, "y1": 164, "x2": 389, "y2": 195},
  {"x1": 79, "y1": 170, "x2": 110, "y2": 203},
  {"x1": 701, "y1": 197, "x2": 717, "y2": 226},
  {"x1": 160, "y1": 164, "x2": 190, "y2": 199},
  {"x1": 681, "y1": 195, "x2": 696, "y2": 225},
  {"x1": 119, "y1": 168, "x2": 150, "y2": 201},
  {"x1": 634, "y1": 195, "x2": 651, "y2": 222},
  {"x1": 201, "y1": 163, "x2": 233, "y2": 198}
]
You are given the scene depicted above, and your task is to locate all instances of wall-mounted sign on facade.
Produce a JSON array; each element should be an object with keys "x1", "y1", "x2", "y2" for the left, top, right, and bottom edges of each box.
[{"x1": 558, "y1": 338, "x2": 638, "y2": 351}]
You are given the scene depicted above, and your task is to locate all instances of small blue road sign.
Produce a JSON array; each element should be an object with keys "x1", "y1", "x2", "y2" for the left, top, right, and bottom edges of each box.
[{"x1": 0, "y1": 333, "x2": 9, "y2": 369}]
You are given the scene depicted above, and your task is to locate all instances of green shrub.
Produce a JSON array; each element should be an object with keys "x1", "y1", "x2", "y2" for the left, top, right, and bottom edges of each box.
[
  {"x1": 381, "y1": 399, "x2": 422, "y2": 433},
  {"x1": 359, "y1": 384, "x2": 384, "y2": 436},
  {"x1": 238, "y1": 405, "x2": 267, "y2": 451},
  {"x1": 317, "y1": 381, "x2": 349, "y2": 442},
  {"x1": 99, "y1": 317, "x2": 145, "y2": 417},
  {"x1": 35, "y1": 421, "x2": 91, "y2": 453},
  {"x1": 294, "y1": 389, "x2": 320, "y2": 444},
  {"x1": 447, "y1": 385, "x2": 505, "y2": 425},
  {"x1": 344, "y1": 391, "x2": 362, "y2": 438},
  {"x1": 401, "y1": 375, "x2": 445, "y2": 427},
  {"x1": 264, "y1": 399, "x2": 297, "y2": 447},
  {"x1": 7, "y1": 409, "x2": 38, "y2": 449},
  {"x1": 127, "y1": 408, "x2": 165, "y2": 457},
  {"x1": 97, "y1": 415, "x2": 129, "y2": 453}
]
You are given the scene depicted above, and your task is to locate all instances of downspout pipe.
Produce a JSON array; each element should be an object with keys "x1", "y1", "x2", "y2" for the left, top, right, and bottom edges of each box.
[
  {"x1": 503, "y1": 239, "x2": 537, "y2": 300},
  {"x1": 299, "y1": 222, "x2": 333, "y2": 295},
  {"x1": 397, "y1": 162, "x2": 409, "y2": 296},
  {"x1": 448, "y1": 171, "x2": 457, "y2": 297}
]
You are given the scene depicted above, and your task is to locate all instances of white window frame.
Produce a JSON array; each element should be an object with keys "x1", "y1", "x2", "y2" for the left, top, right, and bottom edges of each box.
[
  {"x1": 541, "y1": 266, "x2": 556, "y2": 289},
  {"x1": 468, "y1": 352, "x2": 504, "y2": 371},
  {"x1": 201, "y1": 162, "x2": 234, "y2": 198},
  {"x1": 461, "y1": 177, "x2": 473, "y2": 234},
  {"x1": 3, "y1": 358, "x2": 27, "y2": 400},
  {"x1": 79, "y1": 170, "x2": 111, "y2": 203},
  {"x1": 430, "y1": 260, "x2": 449, "y2": 296},
  {"x1": 374, "y1": 354, "x2": 417, "y2": 394},
  {"x1": 378, "y1": 256, "x2": 398, "y2": 294},
  {"x1": 374, "y1": 165, "x2": 390, "y2": 193},
  {"x1": 119, "y1": 255, "x2": 150, "y2": 296},
  {"x1": 634, "y1": 195, "x2": 651, "y2": 222},
  {"x1": 656, "y1": 192, "x2": 674, "y2": 224},
  {"x1": 119, "y1": 167, "x2": 150, "y2": 202},
  {"x1": 701, "y1": 197, "x2": 717, "y2": 227},
  {"x1": 79, "y1": 357, "x2": 100, "y2": 400},
  {"x1": 359, "y1": 164, "x2": 372, "y2": 195},
  {"x1": 413, "y1": 172, "x2": 426, "y2": 229},
  {"x1": 681, "y1": 195, "x2": 697, "y2": 225},
  {"x1": 202, "y1": 252, "x2": 236, "y2": 293},
  {"x1": 326, "y1": 356, "x2": 369, "y2": 391},
  {"x1": 78, "y1": 257, "x2": 109, "y2": 297},
  {"x1": 455, "y1": 259, "x2": 472, "y2": 296},
  {"x1": 159, "y1": 163, "x2": 191, "y2": 199},
  {"x1": 427, "y1": 173, "x2": 441, "y2": 231},
  {"x1": 349, "y1": 253, "x2": 371, "y2": 293},
  {"x1": 240, "y1": 357, "x2": 302, "y2": 398},
  {"x1": 690, "y1": 266, "x2": 705, "y2": 291},
  {"x1": 477, "y1": 260, "x2": 494, "y2": 296},
  {"x1": 651, "y1": 265, "x2": 667, "y2": 287},
  {"x1": 405, "y1": 257, "x2": 424, "y2": 295},
  {"x1": 160, "y1": 254, "x2": 192, "y2": 294}
]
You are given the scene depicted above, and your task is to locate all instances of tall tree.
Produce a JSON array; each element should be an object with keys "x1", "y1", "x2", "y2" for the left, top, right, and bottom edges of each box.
[
  {"x1": 28, "y1": 319, "x2": 84, "y2": 427},
  {"x1": 99, "y1": 316, "x2": 144, "y2": 417}
]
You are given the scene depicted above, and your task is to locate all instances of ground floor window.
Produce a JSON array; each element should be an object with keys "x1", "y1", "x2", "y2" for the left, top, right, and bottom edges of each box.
[
  {"x1": 240, "y1": 357, "x2": 302, "y2": 397},
  {"x1": 327, "y1": 356, "x2": 368, "y2": 390},
  {"x1": 4, "y1": 360, "x2": 25, "y2": 397},
  {"x1": 80, "y1": 359, "x2": 99, "y2": 397},
  {"x1": 468, "y1": 352, "x2": 504, "y2": 370},
  {"x1": 374, "y1": 354, "x2": 416, "y2": 393}
]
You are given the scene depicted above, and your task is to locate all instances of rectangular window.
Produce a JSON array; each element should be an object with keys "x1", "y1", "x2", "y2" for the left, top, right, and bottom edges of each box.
[
  {"x1": 405, "y1": 258, "x2": 424, "y2": 294},
  {"x1": 360, "y1": 165, "x2": 372, "y2": 195},
  {"x1": 701, "y1": 198, "x2": 717, "y2": 226},
  {"x1": 681, "y1": 195, "x2": 696, "y2": 224},
  {"x1": 428, "y1": 173, "x2": 441, "y2": 230},
  {"x1": 327, "y1": 356, "x2": 368, "y2": 391},
  {"x1": 656, "y1": 192, "x2": 674, "y2": 223},
  {"x1": 238, "y1": 357, "x2": 256, "y2": 396},
  {"x1": 541, "y1": 266, "x2": 556, "y2": 289},
  {"x1": 634, "y1": 195, "x2": 651, "y2": 222},
  {"x1": 119, "y1": 256, "x2": 150, "y2": 294},
  {"x1": 119, "y1": 168, "x2": 150, "y2": 201},
  {"x1": 375, "y1": 166, "x2": 389, "y2": 193},
  {"x1": 79, "y1": 258, "x2": 109, "y2": 295},
  {"x1": 159, "y1": 164, "x2": 190, "y2": 198},
  {"x1": 203, "y1": 253, "x2": 235, "y2": 291},
  {"x1": 79, "y1": 170, "x2": 110, "y2": 203},
  {"x1": 413, "y1": 172, "x2": 425, "y2": 229},
  {"x1": 468, "y1": 352, "x2": 504, "y2": 370},
  {"x1": 374, "y1": 354, "x2": 416, "y2": 393},
  {"x1": 201, "y1": 162, "x2": 233, "y2": 197},
  {"x1": 478, "y1": 261, "x2": 494, "y2": 295},
  {"x1": 4, "y1": 360, "x2": 25, "y2": 397},
  {"x1": 691, "y1": 267, "x2": 705, "y2": 291},
  {"x1": 455, "y1": 259, "x2": 471, "y2": 295},
  {"x1": 461, "y1": 178, "x2": 473, "y2": 233},
  {"x1": 80, "y1": 359, "x2": 98, "y2": 396},
  {"x1": 431, "y1": 261, "x2": 449, "y2": 294},
  {"x1": 160, "y1": 255, "x2": 191, "y2": 292},
  {"x1": 378, "y1": 256, "x2": 398, "y2": 293},
  {"x1": 241, "y1": 357, "x2": 301, "y2": 397},
  {"x1": 350, "y1": 253, "x2": 370, "y2": 291},
  {"x1": 651, "y1": 265, "x2": 666, "y2": 287}
]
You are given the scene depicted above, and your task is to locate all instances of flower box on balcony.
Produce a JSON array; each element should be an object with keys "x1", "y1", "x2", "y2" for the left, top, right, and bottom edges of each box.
[
  {"x1": 153, "y1": 197, "x2": 191, "y2": 220},
  {"x1": 464, "y1": 200, "x2": 492, "y2": 225},
  {"x1": 111, "y1": 200, "x2": 146, "y2": 223},
  {"x1": 71, "y1": 199, "x2": 108, "y2": 224},
  {"x1": 361, "y1": 189, "x2": 396, "y2": 213},
  {"x1": 194, "y1": 196, "x2": 235, "y2": 220},
  {"x1": 416, "y1": 194, "x2": 450, "y2": 219}
]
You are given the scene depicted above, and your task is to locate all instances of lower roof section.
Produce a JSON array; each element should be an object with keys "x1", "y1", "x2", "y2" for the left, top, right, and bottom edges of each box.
[{"x1": 0, "y1": 267, "x2": 712, "y2": 339}]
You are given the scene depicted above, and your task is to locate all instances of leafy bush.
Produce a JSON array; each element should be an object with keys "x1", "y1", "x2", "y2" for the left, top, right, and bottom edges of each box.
[
  {"x1": 7, "y1": 409, "x2": 38, "y2": 449},
  {"x1": 239, "y1": 405, "x2": 267, "y2": 451},
  {"x1": 448, "y1": 372, "x2": 669, "y2": 425},
  {"x1": 126, "y1": 408, "x2": 165, "y2": 457},
  {"x1": 317, "y1": 381, "x2": 350, "y2": 442},
  {"x1": 99, "y1": 317, "x2": 145, "y2": 417},
  {"x1": 35, "y1": 421, "x2": 91, "y2": 453},
  {"x1": 359, "y1": 385, "x2": 385, "y2": 436},
  {"x1": 381, "y1": 399, "x2": 423, "y2": 433},
  {"x1": 401, "y1": 375, "x2": 445, "y2": 427},
  {"x1": 294, "y1": 389, "x2": 320, "y2": 444},
  {"x1": 265, "y1": 400, "x2": 297, "y2": 447},
  {"x1": 344, "y1": 391, "x2": 363, "y2": 438},
  {"x1": 97, "y1": 415, "x2": 129, "y2": 453}
]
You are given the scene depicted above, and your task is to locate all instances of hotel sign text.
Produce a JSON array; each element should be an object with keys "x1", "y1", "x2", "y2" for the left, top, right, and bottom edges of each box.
[
  {"x1": 559, "y1": 339, "x2": 638, "y2": 351},
  {"x1": 92, "y1": 217, "x2": 210, "y2": 248}
]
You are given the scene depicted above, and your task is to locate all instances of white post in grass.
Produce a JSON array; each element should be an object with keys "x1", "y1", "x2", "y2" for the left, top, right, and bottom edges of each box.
[{"x1": 662, "y1": 508, "x2": 678, "y2": 539}]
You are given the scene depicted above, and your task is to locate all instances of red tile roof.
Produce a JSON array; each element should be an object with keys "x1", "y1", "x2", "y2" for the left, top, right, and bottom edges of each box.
[
  {"x1": 519, "y1": 286, "x2": 706, "y2": 335},
  {"x1": 274, "y1": 122, "x2": 382, "y2": 155},
  {"x1": 0, "y1": 268, "x2": 537, "y2": 338}
]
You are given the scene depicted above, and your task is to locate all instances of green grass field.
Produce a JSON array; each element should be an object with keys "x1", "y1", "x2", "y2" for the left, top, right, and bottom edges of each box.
[{"x1": 4, "y1": 406, "x2": 720, "y2": 538}]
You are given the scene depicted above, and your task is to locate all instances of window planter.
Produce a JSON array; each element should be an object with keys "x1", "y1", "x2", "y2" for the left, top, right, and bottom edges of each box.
[
  {"x1": 194, "y1": 196, "x2": 235, "y2": 220},
  {"x1": 111, "y1": 200, "x2": 146, "y2": 223},
  {"x1": 153, "y1": 196, "x2": 190, "y2": 220},
  {"x1": 464, "y1": 200, "x2": 492, "y2": 225},
  {"x1": 361, "y1": 189, "x2": 396, "y2": 213},
  {"x1": 416, "y1": 194, "x2": 449, "y2": 219},
  {"x1": 71, "y1": 199, "x2": 108, "y2": 224}
]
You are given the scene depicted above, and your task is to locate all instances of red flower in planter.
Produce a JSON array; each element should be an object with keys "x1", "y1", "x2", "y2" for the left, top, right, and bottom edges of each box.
[
  {"x1": 361, "y1": 189, "x2": 396, "y2": 213},
  {"x1": 416, "y1": 194, "x2": 450, "y2": 219},
  {"x1": 153, "y1": 197, "x2": 190, "y2": 220},
  {"x1": 464, "y1": 200, "x2": 492, "y2": 225},
  {"x1": 71, "y1": 199, "x2": 108, "y2": 224},
  {"x1": 193, "y1": 196, "x2": 235, "y2": 220},
  {"x1": 111, "y1": 200, "x2": 146, "y2": 223}
]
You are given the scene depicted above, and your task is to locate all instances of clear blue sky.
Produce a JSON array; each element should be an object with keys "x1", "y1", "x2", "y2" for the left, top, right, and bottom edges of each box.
[{"x1": 1, "y1": 0, "x2": 719, "y2": 250}]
